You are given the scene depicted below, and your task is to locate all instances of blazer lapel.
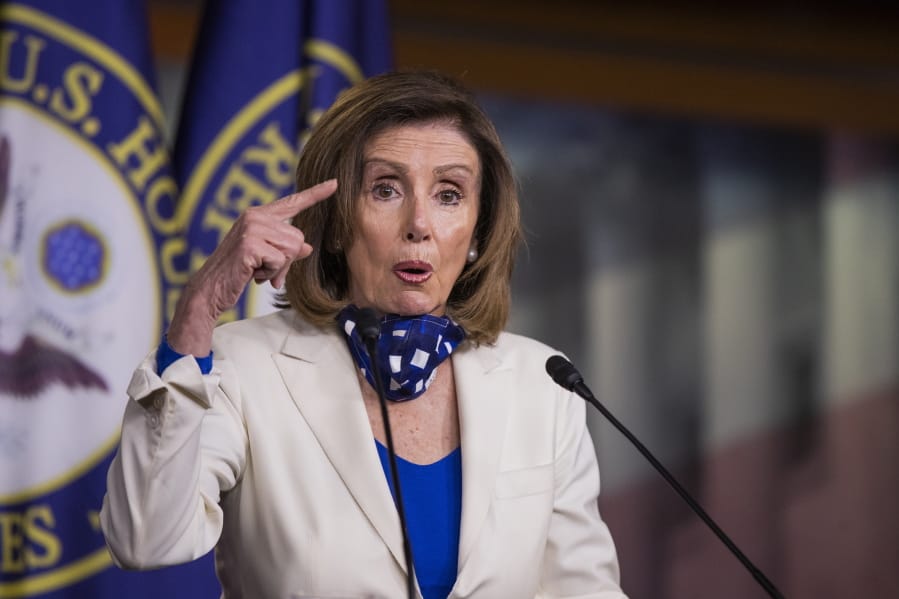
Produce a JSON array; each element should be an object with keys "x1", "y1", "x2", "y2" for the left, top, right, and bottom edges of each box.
[
  {"x1": 272, "y1": 319, "x2": 408, "y2": 572},
  {"x1": 453, "y1": 341, "x2": 512, "y2": 573}
]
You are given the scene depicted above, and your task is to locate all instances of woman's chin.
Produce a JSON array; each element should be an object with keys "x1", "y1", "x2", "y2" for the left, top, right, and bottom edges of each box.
[
  {"x1": 381, "y1": 295, "x2": 444, "y2": 318},
  {"x1": 346, "y1": 287, "x2": 447, "y2": 317}
]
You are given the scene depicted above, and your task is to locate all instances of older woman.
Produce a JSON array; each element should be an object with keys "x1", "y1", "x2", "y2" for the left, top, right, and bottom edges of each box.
[{"x1": 101, "y1": 71, "x2": 627, "y2": 599}]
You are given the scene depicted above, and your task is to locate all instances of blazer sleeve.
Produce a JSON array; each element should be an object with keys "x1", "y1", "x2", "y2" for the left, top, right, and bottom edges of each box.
[
  {"x1": 537, "y1": 389, "x2": 629, "y2": 599},
  {"x1": 99, "y1": 350, "x2": 247, "y2": 569}
]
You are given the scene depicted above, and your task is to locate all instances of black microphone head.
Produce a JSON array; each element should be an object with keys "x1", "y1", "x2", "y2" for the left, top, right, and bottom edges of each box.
[
  {"x1": 356, "y1": 307, "x2": 381, "y2": 343},
  {"x1": 545, "y1": 355, "x2": 583, "y2": 392}
]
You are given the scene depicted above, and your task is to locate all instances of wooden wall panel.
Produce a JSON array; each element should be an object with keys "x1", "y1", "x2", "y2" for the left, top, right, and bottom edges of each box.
[{"x1": 148, "y1": 1, "x2": 899, "y2": 134}]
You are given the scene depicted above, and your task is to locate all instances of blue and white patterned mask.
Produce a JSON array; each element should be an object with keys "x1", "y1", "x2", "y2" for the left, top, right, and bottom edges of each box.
[{"x1": 337, "y1": 305, "x2": 466, "y2": 402}]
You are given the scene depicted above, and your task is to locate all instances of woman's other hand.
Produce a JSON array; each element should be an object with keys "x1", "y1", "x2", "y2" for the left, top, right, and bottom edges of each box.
[{"x1": 167, "y1": 179, "x2": 337, "y2": 356}]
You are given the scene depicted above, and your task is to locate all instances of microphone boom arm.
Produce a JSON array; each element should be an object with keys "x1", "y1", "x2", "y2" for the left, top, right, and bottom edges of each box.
[
  {"x1": 358, "y1": 309, "x2": 416, "y2": 599},
  {"x1": 546, "y1": 355, "x2": 785, "y2": 599}
]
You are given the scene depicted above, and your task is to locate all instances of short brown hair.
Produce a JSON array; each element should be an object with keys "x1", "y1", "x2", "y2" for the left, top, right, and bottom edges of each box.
[{"x1": 283, "y1": 70, "x2": 521, "y2": 344}]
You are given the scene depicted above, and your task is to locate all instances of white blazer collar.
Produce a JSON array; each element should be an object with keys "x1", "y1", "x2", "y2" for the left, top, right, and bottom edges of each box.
[
  {"x1": 274, "y1": 318, "x2": 408, "y2": 570},
  {"x1": 451, "y1": 342, "x2": 512, "y2": 573}
]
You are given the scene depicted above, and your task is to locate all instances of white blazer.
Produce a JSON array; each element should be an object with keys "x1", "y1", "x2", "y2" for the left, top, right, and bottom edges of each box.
[{"x1": 101, "y1": 310, "x2": 627, "y2": 598}]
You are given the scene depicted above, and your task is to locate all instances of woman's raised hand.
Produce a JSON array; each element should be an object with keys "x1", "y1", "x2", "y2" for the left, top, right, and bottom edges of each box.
[{"x1": 166, "y1": 179, "x2": 338, "y2": 357}]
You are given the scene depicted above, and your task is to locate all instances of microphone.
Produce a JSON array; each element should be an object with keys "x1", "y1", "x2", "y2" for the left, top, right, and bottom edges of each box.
[
  {"x1": 356, "y1": 308, "x2": 416, "y2": 599},
  {"x1": 546, "y1": 355, "x2": 785, "y2": 599}
]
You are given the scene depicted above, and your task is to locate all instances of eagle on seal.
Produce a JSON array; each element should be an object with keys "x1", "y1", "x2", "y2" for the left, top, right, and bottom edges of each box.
[{"x1": 0, "y1": 135, "x2": 108, "y2": 398}]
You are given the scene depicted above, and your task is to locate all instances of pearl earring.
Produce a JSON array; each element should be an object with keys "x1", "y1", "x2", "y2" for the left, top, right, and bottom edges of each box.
[{"x1": 466, "y1": 247, "x2": 478, "y2": 263}]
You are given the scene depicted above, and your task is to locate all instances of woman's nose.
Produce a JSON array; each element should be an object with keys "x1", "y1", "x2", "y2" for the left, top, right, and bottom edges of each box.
[{"x1": 403, "y1": 195, "x2": 432, "y2": 242}]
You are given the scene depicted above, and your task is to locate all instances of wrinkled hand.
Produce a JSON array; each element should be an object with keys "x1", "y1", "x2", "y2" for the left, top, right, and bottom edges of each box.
[{"x1": 167, "y1": 179, "x2": 337, "y2": 356}]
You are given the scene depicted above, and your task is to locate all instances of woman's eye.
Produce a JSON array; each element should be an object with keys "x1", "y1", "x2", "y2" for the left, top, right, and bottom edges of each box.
[
  {"x1": 438, "y1": 189, "x2": 462, "y2": 204},
  {"x1": 372, "y1": 183, "x2": 398, "y2": 200}
]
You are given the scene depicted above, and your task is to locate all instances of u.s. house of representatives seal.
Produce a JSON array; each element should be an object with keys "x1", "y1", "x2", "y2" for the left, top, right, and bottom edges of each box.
[{"x1": 0, "y1": 4, "x2": 173, "y2": 595}]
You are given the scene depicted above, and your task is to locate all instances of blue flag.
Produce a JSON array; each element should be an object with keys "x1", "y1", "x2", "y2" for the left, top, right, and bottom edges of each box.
[
  {"x1": 0, "y1": 1, "x2": 217, "y2": 596},
  {"x1": 172, "y1": 0, "x2": 393, "y2": 322}
]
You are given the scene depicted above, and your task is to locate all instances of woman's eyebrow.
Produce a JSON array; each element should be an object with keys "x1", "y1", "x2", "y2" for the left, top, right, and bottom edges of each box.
[
  {"x1": 363, "y1": 159, "x2": 476, "y2": 179},
  {"x1": 363, "y1": 158, "x2": 407, "y2": 175},
  {"x1": 434, "y1": 164, "x2": 476, "y2": 177}
]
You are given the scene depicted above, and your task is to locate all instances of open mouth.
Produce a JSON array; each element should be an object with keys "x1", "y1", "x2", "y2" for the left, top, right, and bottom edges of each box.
[{"x1": 394, "y1": 261, "x2": 433, "y2": 283}]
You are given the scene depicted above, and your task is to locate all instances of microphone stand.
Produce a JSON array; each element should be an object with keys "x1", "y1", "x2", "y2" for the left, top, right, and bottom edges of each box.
[
  {"x1": 546, "y1": 356, "x2": 785, "y2": 599},
  {"x1": 358, "y1": 309, "x2": 416, "y2": 599}
]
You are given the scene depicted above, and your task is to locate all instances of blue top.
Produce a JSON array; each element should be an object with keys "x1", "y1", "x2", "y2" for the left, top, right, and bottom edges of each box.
[
  {"x1": 376, "y1": 442, "x2": 463, "y2": 599},
  {"x1": 156, "y1": 337, "x2": 213, "y2": 374}
]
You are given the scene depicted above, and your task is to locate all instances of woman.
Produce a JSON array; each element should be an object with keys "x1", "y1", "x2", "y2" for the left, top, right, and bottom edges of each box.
[{"x1": 101, "y1": 71, "x2": 627, "y2": 599}]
